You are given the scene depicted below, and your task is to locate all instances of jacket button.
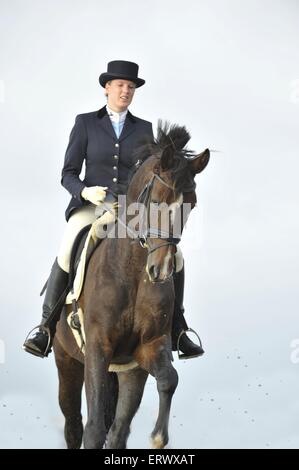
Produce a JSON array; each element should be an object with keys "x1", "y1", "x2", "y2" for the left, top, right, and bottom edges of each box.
[
  {"x1": 114, "y1": 155, "x2": 118, "y2": 160},
  {"x1": 113, "y1": 177, "x2": 117, "y2": 183},
  {"x1": 115, "y1": 143, "x2": 119, "y2": 148},
  {"x1": 113, "y1": 166, "x2": 117, "y2": 170}
]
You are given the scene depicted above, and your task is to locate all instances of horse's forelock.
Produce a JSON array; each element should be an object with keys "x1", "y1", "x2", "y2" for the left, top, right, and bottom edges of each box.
[
  {"x1": 129, "y1": 120, "x2": 197, "y2": 199},
  {"x1": 155, "y1": 120, "x2": 191, "y2": 150}
]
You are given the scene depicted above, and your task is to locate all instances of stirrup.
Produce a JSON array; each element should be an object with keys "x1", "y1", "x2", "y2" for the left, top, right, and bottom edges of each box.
[
  {"x1": 22, "y1": 324, "x2": 52, "y2": 358},
  {"x1": 177, "y1": 328, "x2": 203, "y2": 360}
]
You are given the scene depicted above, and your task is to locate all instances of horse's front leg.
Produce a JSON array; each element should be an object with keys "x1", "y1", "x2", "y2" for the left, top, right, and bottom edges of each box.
[
  {"x1": 135, "y1": 337, "x2": 178, "y2": 449},
  {"x1": 83, "y1": 330, "x2": 113, "y2": 449},
  {"x1": 106, "y1": 367, "x2": 148, "y2": 449}
]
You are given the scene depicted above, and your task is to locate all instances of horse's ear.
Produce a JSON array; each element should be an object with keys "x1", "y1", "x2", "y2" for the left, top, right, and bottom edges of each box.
[
  {"x1": 160, "y1": 145, "x2": 175, "y2": 171},
  {"x1": 189, "y1": 148, "x2": 210, "y2": 174}
]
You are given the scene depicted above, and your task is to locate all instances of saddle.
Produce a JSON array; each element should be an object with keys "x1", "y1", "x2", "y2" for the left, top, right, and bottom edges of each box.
[
  {"x1": 64, "y1": 216, "x2": 108, "y2": 350},
  {"x1": 65, "y1": 197, "x2": 119, "y2": 304},
  {"x1": 65, "y1": 223, "x2": 101, "y2": 305}
]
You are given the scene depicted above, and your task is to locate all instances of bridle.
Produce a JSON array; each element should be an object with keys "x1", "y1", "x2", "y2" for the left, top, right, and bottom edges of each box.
[
  {"x1": 105, "y1": 171, "x2": 195, "y2": 256},
  {"x1": 135, "y1": 173, "x2": 181, "y2": 254}
]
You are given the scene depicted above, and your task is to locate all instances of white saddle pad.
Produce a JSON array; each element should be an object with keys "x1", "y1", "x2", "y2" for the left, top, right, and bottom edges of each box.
[{"x1": 65, "y1": 222, "x2": 98, "y2": 305}]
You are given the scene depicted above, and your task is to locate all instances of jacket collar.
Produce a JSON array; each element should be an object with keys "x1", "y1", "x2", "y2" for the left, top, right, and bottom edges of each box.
[
  {"x1": 97, "y1": 105, "x2": 136, "y2": 122},
  {"x1": 96, "y1": 105, "x2": 137, "y2": 142}
]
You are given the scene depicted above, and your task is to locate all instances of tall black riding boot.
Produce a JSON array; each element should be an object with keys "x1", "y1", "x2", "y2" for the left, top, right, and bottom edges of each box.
[
  {"x1": 23, "y1": 258, "x2": 69, "y2": 358},
  {"x1": 172, "y1": 266, "x2": 204, "y2": 359}
]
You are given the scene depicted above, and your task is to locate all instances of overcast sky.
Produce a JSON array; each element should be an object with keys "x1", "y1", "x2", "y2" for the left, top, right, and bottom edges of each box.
[{"x1": 0, "y1": 0, "x2": 298, "y2": 449}]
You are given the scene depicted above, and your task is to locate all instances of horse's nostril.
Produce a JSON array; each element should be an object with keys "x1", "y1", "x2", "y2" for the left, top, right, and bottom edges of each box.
[{"x1": 149, "y1": 265, "x2": 160, "y2": 281}]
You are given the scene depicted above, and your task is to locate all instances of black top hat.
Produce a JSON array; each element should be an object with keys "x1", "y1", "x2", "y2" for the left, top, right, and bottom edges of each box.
[{"x1": 99, "y1": 60, "x2": 145, "y2": 88}]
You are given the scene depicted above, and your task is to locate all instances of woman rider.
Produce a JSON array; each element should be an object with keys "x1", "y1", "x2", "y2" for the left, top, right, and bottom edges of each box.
[{"x1": 23, "y1": 60, "x2": 204, "y2": 359}]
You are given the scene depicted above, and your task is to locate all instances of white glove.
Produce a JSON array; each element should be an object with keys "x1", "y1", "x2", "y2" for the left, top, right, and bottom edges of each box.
[{"x1": 81, "y1": 186, "x2": 108, "y2": 205}]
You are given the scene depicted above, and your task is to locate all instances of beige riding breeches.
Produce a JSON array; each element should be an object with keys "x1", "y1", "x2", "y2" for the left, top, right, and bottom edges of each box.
[
  {"x1": 57, "y1": 203, "x2": 184, "y2": 274},
  {"x1": 57, "y1": 203, "x2": 110, "y2": 273}
]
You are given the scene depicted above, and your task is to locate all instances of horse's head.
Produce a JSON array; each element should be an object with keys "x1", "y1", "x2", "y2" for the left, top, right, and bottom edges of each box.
[{"x1": 127, "y1": 121, "x2": 210, "y2": 283}]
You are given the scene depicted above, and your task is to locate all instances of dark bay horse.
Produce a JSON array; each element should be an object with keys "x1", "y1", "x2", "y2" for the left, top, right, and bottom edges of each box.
[{"x1": 53, "y1": 122, "x2": 210, "y2": 449}]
